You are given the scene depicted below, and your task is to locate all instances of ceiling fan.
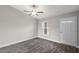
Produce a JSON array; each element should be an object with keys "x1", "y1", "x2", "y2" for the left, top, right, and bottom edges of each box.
[{"x1": 24, "y1": 5, "x2": 44, "y2": 16}]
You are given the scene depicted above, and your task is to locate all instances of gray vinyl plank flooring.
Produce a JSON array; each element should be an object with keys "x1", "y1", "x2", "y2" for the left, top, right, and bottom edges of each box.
[{"x1": 0, "y1": 37, "x2": 79, "y2": 53}]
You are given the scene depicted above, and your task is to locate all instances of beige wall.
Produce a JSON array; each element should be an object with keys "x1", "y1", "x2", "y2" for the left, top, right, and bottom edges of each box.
[
  {"x1": 0, "y1": 6, "x2": 38, "y2": 48},
  {"x1": 38, "y1": 11, "x2": 79, "y2": 47}
]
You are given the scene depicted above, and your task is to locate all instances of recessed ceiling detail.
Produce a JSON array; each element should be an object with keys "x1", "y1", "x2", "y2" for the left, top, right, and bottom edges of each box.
[{"x1": 11, "y1": 5, "x2": 79, "y2": 19}]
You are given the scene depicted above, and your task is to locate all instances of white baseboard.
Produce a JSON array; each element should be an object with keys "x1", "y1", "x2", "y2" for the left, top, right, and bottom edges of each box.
[
  {"x1": 76, "y1": 46, "x2": 79, "y2": 48},
  {"x1": 38, "y1": 36, "x2": 61, "y2": 43},
  {"x1": 38, "y1": 36, "x2": 78, "y2": 48},
  {"x1": 1, "y1": 36, "x2": 78, "y2": 49},
  {"x1": 0, "y1": 36, "x2": 36, "y2": 48}
]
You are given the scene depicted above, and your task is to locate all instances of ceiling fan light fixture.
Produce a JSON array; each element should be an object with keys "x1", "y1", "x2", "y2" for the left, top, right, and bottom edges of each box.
[
  {"x1": 24, "y1": 5, "x2": 44, "y2": 16},
  {"x1": 32, "y1": 11, "x2": 37, "y2": 15}
]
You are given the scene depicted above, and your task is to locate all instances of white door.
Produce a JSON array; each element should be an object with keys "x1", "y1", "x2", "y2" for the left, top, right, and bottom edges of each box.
[{"x1": 60, "y1": 16, "x2": 77, "y2": 46}]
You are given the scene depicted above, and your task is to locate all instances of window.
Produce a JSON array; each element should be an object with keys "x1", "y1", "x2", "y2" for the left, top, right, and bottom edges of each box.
[{"x1": 44, "y1": 22, "x2": 47, "y2": 35}]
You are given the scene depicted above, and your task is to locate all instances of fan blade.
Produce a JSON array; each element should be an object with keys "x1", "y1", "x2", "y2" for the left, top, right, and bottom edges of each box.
[
  {"x1": 37, "y1": 11, "x2": 44, "y2": 13},
  {"x1": 24, "y1": 10, "x2": 32, "y2": 12},
  {"x1": 28, "y1": 13, "x2": 32, "y2": 15}
]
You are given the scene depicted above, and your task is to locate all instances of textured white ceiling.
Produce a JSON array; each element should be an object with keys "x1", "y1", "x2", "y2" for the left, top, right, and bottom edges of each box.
[{"x1": 11, "y1": 5, "x2": 79, "y2": 19}]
